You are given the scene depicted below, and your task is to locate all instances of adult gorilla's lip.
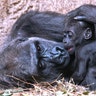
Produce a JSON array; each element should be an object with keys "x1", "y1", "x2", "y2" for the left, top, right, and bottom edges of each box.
[{"x1": 59, "y1": 52, "x2": 70, "y2": 65}]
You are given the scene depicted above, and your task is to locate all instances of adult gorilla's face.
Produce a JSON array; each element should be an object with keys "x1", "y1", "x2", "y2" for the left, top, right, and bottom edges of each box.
[{"x1": 0, "y1": 37, "x2": 69, "y2": 88}]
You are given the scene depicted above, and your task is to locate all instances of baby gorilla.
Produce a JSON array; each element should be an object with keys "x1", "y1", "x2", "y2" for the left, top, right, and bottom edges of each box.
[
  {"x1": 0, "y1": 37, "x2": 69, "y2": 89},
  {"x1": 63, "y1": 4, "x2": 96, "y2": 90}
]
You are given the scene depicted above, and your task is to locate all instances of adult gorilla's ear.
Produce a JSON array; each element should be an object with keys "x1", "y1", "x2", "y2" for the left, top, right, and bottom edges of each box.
[{"x1": 84, "y1": 28, "x2": 92, "y2": 40}]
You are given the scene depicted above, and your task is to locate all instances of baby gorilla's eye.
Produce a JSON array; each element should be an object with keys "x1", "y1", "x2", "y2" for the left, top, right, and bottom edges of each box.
[
  {"x1": 63, "y1": 33, "x2": 67, "y2": 38},
  {"x1": 68, "y1": 31, "x2": 73, "y2": 38}
]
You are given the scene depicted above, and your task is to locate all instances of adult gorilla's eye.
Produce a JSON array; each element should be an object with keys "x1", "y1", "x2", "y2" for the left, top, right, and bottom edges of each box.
[
  {"x1": 35, "y1": 41, "x2": 41, "y2": 52},
  {"x1": 37, "y1": 45, "x2": 41, "y2": 52},
  {"x1": 16, "y1": 38, "x2": 28, "y2": 43},
  {"x1": 35, "y1": 41, "x2": 44, "y2": 53},
  {"x1": 38, "y1": 61, "x2": 46, "y2": 70}
]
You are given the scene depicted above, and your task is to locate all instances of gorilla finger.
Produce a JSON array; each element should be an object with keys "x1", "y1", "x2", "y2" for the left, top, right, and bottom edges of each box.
[
  {"x1": 74, "y1": 16, "x2": 95, "y2": 24},
  {"x1": 74, "y1": 16, "x2": 86, "y2": 21}
]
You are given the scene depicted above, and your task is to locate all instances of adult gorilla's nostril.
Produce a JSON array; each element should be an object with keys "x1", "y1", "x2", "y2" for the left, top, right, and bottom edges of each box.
[
  {"x1": 50, "y1": 46, "x2": 69, "y2": 65},
  {"x1": 51, "y1": 46, "x2": 65, "y2": 57}
]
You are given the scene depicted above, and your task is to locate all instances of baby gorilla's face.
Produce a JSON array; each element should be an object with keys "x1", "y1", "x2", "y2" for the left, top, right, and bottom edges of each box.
[{"x1": 0, "y1": 37, "x2": 69, "y2": 88}]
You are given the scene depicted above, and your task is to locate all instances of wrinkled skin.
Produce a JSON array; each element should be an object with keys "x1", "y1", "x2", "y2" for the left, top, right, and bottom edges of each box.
[{"x1": 63, "y1": 4, "x2": 96, "y2": 90}]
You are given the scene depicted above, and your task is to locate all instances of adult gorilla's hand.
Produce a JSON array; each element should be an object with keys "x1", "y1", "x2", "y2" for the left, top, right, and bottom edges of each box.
[{"x1": 73, "y1": 4, "x2": 96, "y2": 24}]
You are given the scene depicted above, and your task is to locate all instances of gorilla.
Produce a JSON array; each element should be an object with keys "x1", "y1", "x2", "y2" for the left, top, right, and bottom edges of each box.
[
  {"x1": 9, "y1": 11, "x2": 65, "y2": 42},
  {"x1": 63, "y1": 4, "x2": 96, "y2": 90},
  {"x1": 0, "y1": 11, "x2": 70, "y2": 89}
]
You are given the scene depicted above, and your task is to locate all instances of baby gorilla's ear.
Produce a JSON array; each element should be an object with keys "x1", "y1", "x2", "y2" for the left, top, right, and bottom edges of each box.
[{"x1": 84, "y1": 28, "x2": 92, "y2": 40}]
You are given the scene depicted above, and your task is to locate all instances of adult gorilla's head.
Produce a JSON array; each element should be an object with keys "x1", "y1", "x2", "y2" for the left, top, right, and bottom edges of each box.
[
  {"x1": 0, "y1": 11, "x2": 70, "y2": 89},
  {"x1": 0, "y1": 37, "x2": 69, "y2": 89}
]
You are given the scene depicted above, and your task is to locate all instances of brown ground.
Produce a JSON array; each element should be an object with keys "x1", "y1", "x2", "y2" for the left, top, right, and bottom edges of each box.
[{"x1": 0, "y1": 80, "x2": 95, "y2": 96}]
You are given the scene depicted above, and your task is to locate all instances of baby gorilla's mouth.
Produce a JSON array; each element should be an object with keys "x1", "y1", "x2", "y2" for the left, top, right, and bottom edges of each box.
[
  {"x1": 65, "y1": 45, "x2": 75, "y2": 55},
  {"x1": 65, "y1": 45, "x2": 74, "y2": 52},
  {"x1": 67, "y1": 47, "x2": 73, "y2": 51}
]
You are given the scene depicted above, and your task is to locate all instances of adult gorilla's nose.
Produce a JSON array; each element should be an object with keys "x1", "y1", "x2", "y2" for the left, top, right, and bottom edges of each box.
[
  {"x1": 42, "y1": 45, "x2": 69, "y2": 65},
  {"x1": 51, "y1": 46, "x2": 65, "y2": 57},
  {"x1": 50, "y1": 46, "x2": 69, "y2": 64}
]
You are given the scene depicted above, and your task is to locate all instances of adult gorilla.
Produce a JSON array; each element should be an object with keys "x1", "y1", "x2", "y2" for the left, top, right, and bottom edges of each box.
[
  {"x1": 0, "y1": 11, "x2": 70, "y2": 89},
  {"x1": 9, "y1": 11, "x2": 65, "y2": 42}
]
